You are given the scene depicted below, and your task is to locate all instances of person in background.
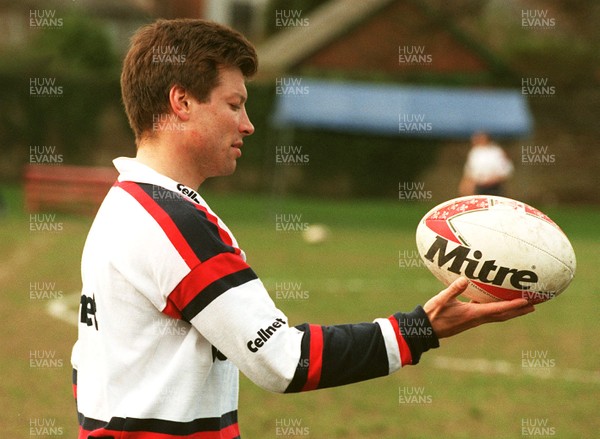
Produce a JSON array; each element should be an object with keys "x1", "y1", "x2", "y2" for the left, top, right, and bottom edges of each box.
[{"x1": 459, "y1": 131, "x2": 514, "y2": 196}]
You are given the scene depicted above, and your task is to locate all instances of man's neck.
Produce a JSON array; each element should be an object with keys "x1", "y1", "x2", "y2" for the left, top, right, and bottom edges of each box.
[{"x1": 135, "y1": 135, "x2": 205, "y2": 189}]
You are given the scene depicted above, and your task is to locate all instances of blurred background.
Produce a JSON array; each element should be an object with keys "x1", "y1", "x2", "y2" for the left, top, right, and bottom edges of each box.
[
  {"x1": 1, "y1": 0, "x2": 599, "y2": 202},
  {"x1": 1, "y1": 0, "x2": 599, "y2": 438}
]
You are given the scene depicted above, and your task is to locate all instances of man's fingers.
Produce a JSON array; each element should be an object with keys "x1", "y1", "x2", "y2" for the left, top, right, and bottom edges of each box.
[
  {"x1": 424, "y1": 277, "x2": 469, "y2": 316},
  {"x1": 439, "y1": 277, "x2": 536, "y2": 317},
  {"x1": 473, "y1": 297, "x2": 535, "y2": 323},
  {"x1": 439, "y1": 276, "x2": 470, "y2": 301}
]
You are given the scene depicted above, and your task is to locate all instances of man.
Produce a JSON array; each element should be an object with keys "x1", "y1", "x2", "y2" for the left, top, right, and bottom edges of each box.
[
  {"x1": 459, "y1": 131, "x2": 514, "y2": 196},
  {"x1": 71, "y1": 19, "x2": 534, "y2": 438}
]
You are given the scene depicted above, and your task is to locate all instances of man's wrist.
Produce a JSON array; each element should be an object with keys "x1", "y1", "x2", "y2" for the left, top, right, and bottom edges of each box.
[{"x1": 394, "y1": 305, "x2": 440, "y2": 365}]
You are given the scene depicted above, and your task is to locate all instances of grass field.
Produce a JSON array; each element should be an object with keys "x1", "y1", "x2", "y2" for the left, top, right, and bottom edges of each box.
[{"x1": 1, "y1": 185, "x2": 599, "y2": 438}]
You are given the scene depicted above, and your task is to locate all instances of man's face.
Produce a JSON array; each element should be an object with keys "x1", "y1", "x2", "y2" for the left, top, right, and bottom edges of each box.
[{"x1": 184, "y1": 66, "x2": 254, "y2": 181}]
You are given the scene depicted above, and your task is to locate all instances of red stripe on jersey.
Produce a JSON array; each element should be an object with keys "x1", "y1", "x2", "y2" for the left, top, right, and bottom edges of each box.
[
  {"x1": 388, "y1": 316, "x2": 413, "y2": 366},
  {"x1": 116, "y1": 181, "x2": 201, "y2": 269},
  {"x1": 302, "y1": 324, "x2": 324, "y2": 391},
  {"x1": 78, "y1": 423, "x2": 240, "y2": 438},
  {"x1": 72, "y1": 368, "x2": 78, "y2": 399},
  {"x1": 168, "y1": 252, "x2": 251, "y2": 312},
  {"x1": 162, "y1": 299, "x2": 183, "y2": 319}
]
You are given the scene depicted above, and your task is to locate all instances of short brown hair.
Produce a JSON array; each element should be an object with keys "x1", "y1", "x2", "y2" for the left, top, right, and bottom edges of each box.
[{"x1": 120, "y1": 19, "x2": 258, "y2": 140}]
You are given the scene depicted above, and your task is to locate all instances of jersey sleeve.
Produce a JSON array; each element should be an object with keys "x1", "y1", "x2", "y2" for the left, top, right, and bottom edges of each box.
[
  {"x1": 118, "y1": 181, "x2": 440, "y2": 393},
  {"x1": 187, "y1": 277, "x2": 439, "y2": 393},
  {"x1": 285, "y1": 306, "x2": 439, "y2": 392}
]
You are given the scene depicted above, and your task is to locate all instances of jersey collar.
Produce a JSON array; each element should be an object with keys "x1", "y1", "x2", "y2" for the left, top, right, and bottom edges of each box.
[{"x1": 113, "y1": 157, "x2": 206, "y2": 207}]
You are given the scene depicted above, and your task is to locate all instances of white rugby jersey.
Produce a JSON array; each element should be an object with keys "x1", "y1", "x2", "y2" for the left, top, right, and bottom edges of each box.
[{"x1": 71, "y1": 157, "x2": 439, "y2": 438}]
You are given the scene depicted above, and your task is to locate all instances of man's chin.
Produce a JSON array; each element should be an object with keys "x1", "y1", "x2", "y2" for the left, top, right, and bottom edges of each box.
[
  {"x1": 225, "y1": 162, "x2": 237, "y2": 176},
  {"x1": 211, "y1": 163, "x2": 237, "y2": 179}
]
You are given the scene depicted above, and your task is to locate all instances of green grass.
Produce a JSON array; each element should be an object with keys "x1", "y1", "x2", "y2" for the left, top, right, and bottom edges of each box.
[{"x1": 1, "y1": 185, "x2": 599, "y2": 438}]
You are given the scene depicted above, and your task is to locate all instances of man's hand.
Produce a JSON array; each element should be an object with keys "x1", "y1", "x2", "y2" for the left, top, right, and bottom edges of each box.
[{"x1": 424, "y1": 277, "x2": 535, "y2": 339}]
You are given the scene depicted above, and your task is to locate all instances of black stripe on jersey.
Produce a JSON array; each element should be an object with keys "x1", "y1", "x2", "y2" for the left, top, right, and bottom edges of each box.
[
  {"x1": 285, "y1": 322, "x2": 389, "y2": 393},
  {"x1": 181, "y1": 267, "x2": 257, "y2": 321},
  {"x1": 78, "y1": 414, "x2": 107, "y2": 432},
  {"x1": 78, "y1": 410, "x2": 238, "y2": 435},
  {"x1": 138, "y1": 183, "x2": 235, "y2": 262}
]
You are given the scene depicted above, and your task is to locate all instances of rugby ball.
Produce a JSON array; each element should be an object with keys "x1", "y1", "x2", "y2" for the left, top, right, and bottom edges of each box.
[{"x1": 415, "y1": 195, "x2": 576, "y2": 304}]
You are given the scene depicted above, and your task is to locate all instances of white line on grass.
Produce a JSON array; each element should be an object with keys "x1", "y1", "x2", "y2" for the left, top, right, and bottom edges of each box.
[
  {"x1": 47, "y1": 293, "x2": 600, "y2": 385},
  {"x1": 431, "y1": 355, "x2": 600, "y2": 385}
]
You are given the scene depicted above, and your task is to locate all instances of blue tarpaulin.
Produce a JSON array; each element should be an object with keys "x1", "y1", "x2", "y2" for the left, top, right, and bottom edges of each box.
[{"x1": 272, "y1": 79, "x2": 533, "y2": 139}]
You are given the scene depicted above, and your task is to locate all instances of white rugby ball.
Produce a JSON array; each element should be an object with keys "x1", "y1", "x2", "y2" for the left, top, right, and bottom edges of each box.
[{"x1": 415, "y1": 195, "x2": 576, "y2": 304}]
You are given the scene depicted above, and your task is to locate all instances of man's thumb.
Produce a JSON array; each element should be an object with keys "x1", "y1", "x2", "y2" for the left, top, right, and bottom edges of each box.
[{"x1": 442, "y1": 276, "x2": 469, "y2": 300}]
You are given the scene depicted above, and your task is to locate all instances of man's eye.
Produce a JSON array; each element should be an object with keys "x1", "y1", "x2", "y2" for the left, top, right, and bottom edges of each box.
[{"x1": 230, "y1": 104, "x2": 241, "y2": 110}]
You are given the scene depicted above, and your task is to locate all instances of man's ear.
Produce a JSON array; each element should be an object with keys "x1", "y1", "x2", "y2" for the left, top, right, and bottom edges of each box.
[{"x1": 168, "y1": 85, "x2": 192, "y2": 122}]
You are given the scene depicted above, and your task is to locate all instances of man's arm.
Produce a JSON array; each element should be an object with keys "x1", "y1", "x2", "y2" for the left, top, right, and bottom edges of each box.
[
  {"x1": 126, "y1": 183, "x2": 534, "y2": 393},
  {"x1": 192, "y1": 273, "x2": 533, "y2": 394},
  {"x1": 284, "y1": 305, "x2": 439, "y2": 393}
]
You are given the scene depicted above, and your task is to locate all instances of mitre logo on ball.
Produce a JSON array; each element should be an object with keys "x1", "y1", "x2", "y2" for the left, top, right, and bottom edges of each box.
[
  {"x1": 415, "y1": 196, "x2": 576, "y2": 304},
  {"x1": 423, "y1": 236, "x2": 538, "y2": 290}
]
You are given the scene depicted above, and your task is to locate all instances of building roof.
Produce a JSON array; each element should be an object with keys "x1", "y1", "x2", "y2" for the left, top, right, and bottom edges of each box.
[
  {"x1": 256, "y1": 0, "x2": 514, "y2": 82},
  {"x1": 272, "y1": 79, "x2": 533, "y2": 139},
  {"x1": 257, "y1": 0, "x2": 395, "y2": 78}
]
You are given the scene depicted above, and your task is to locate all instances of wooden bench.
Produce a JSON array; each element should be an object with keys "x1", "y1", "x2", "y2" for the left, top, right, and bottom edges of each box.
[{"x1": 24, "y1": 164, "x2": 118, "y2": 216}]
